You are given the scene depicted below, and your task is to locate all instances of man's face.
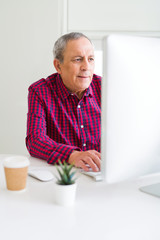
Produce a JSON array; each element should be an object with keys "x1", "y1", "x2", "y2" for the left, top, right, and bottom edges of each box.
[{"x1": 54, "y1": 37, "x2": 95, "y2": 98}]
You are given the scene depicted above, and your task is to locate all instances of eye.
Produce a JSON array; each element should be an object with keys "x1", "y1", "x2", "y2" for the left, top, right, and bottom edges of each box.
[
  {"x1": 89, "y1": 57, "x2": 95, "y2": 62},
  {"x1": 74, "y1": 58, "x2": 81, "y2": 62}
]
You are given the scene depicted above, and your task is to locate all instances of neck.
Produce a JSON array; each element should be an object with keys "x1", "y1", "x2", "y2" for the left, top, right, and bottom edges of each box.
[{"x1": 74, "y1": 90, "x2": 85, "y2": 99}]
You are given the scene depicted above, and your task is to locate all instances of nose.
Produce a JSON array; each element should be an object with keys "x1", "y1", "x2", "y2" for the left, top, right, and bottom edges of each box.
[{"x1": 80, "y1": 59, "x2": 90, "y2": 71}]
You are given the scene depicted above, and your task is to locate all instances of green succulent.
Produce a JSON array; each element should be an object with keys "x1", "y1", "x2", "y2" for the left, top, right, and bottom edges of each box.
[{"x1": 55, "y1": 159, "x2": 76, "y2": 185}]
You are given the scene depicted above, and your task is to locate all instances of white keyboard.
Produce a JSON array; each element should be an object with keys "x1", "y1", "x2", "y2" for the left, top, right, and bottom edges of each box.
[{"x1": 81, "y1": 171, "x2": 102, "y2": 182}]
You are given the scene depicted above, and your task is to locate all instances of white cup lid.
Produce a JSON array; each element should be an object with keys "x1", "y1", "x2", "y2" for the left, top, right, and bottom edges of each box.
[{"x1": 3, "y1": 156, "x2": 30, "y2": 168}]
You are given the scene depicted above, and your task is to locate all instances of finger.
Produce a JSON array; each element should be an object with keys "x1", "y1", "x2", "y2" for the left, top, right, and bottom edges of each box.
[
  {"x1": 92, "y1": 150, "x2": 101, "y2": 159},
  {"x1": 87, "y1": 152, "x2": 101, "y2": 171},
  {"x1": 78, "y1": 160, "x2": 90, "y2": 171},
  {"x1": 83, "y1": 156, "x2": 99, "y2": 172}
]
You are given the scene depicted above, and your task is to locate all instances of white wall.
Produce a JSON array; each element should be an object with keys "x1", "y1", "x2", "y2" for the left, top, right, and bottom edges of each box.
[
  {"x1": 68, "y1": 0, "x2": 160, "y2": 32},
  {"x1": 0, "y1": 0, "x2": 60, "y2": 154}
]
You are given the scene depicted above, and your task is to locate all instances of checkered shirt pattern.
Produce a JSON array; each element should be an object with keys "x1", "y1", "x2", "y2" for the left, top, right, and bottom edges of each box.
[{"x1": 26, "y1": 73, "x2": 101, "y2": 164}]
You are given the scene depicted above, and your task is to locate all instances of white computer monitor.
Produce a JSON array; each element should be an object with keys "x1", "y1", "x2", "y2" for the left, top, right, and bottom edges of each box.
[{"x1": 101, "y1": 35, "x2": 160, "y2": 183}]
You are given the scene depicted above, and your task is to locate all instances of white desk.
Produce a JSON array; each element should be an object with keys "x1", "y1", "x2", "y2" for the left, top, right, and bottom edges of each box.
[{"x1": 0, "y1": 154, "x2": 160, "y2": 240}]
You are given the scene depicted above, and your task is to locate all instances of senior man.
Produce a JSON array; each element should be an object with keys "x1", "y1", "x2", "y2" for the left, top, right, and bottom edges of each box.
[{"x1": 26, "y1": 32, "x2": 101, "y2": 172}]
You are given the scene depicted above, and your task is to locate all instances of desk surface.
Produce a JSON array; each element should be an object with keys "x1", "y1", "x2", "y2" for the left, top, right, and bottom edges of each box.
[{"x1": 0, "y1": 154, "x2": 160, "y2": 240}]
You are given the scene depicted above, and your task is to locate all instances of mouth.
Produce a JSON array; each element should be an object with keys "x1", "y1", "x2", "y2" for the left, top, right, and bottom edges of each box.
[{"x1": 77, "y1": 76, "x2": 90, "y2": 78}]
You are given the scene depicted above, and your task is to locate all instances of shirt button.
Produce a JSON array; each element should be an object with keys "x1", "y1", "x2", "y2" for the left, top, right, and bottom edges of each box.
[
  {"x1": 83, "y1": 143, "x2": 86, "y2": 147},
  {"x1": 78, "y1": 105, "x2": 81, "y2": 108},
  {"x1": 81, "y1": 125, "x2": 84, "y2": 128}
]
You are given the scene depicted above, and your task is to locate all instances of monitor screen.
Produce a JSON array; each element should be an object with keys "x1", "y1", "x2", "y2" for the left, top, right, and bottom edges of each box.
[{"x1": 101, "y1": 35, "x2": 160, "y2": 183}]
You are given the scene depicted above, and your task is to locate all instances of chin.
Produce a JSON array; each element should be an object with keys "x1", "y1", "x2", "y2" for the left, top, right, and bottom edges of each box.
[
  {"x1": 80, "y1": 83, "x2": 90, "y2": 91},
  {"x1": 79, "y1": 79, "x2": 91, "y2": 87}
]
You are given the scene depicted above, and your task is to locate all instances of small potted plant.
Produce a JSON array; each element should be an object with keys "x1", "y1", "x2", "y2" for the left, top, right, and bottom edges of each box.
[{"x1": 54, "y1": 159, "x2": 77, "y2": 206}]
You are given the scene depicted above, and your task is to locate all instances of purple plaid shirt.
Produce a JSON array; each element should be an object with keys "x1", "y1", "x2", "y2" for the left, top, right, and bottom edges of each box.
[{"x1": 26, "y1": 73, "x2": 101, "y2": 164}]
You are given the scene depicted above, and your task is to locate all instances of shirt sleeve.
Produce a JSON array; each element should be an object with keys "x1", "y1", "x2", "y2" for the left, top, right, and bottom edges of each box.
[{"x1": 25, "y1": 87, "x2": 81, "y2": 164}]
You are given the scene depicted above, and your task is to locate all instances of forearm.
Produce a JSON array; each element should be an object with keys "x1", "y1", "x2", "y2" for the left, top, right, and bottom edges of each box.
[{"x1": 26, "y1": 132, "x2": 81, "y2": 164}]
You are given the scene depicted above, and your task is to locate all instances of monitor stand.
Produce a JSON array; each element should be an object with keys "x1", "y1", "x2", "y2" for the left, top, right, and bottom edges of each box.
[{"x1": 140, "y1": 183, "x2": 160, "y2": 198}]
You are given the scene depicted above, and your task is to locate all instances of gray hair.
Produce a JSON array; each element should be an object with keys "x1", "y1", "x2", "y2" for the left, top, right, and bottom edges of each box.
[{"x1": 53, "y1": 32, "x2": 93, "y2": 63}]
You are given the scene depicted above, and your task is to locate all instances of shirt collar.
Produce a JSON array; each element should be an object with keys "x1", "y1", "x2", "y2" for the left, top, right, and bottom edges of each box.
[
  {"x1": 56, "y1": 74, "x2": 93, "y2": 100},
  {"x1": 84, "y1": 84, "x2": 93, "y2": 98}
]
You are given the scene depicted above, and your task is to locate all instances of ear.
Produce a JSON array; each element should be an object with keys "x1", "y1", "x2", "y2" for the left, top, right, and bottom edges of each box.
[{"x1": 53, "y1": 59, "x2": 62, "y2": 74}]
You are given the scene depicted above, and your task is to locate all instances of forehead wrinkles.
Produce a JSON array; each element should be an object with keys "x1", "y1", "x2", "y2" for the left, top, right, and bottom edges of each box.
[{"x1": 64, "y1": 39, "x2": 94, "y2": 59}]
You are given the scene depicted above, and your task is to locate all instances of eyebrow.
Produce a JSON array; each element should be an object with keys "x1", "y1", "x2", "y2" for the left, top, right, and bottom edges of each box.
[{"x1": 72, "y1": 55, "x2": 95, "y2": 58}]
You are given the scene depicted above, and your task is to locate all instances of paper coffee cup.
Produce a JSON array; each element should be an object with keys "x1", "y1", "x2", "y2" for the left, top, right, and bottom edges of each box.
[{"x1": 3, "y1": 156, "x2": 30, "y2": 191}]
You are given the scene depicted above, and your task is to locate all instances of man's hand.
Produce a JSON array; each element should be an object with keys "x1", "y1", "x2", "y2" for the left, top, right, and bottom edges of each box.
[{"x1": 68, "y1": 150, "x2": 101, "y2": 172}]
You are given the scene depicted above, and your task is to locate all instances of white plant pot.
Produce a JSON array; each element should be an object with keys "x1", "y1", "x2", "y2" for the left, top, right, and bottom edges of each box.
[{"x1": 54, "y1": 182, "x2": 77, "y2": 207}]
